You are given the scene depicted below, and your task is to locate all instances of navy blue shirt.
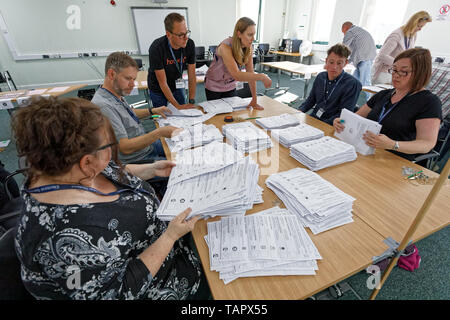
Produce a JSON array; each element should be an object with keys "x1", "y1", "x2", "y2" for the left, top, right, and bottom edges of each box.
[{"x1": 299, "y1": 71, "x2": 362, "y2": 125}]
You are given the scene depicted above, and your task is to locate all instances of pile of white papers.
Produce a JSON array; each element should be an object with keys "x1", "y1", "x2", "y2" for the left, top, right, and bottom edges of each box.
[
  {"x1": 255, "y1": 113, "x2": 301, "y2": 130},
  {"x1": 198, "y1": 96, "x2": 252, "y2": 114},
  {"x1": 334, "y1": 109, "x2": 382, "y2": 155},
  {"x1": 271, "y1": 123, "x2": 324, "y2": 147},
  {"x1": 166, "y1": 103, "x2": 204, "y2": 117},
  {"x1": 223, "y1": 122, "x2": 273, "y2": 153},
  {"x1": 157, "y1": 113, "x2": 214, "y2": 129},
  {"x1": 165, "y1": 123, "x2": 223, "y2": 152},
  {"x1": 205, "y1": 206, "x2": 322, "y2": 284},
  {"x1": 156, "y1": 142, "x2": 261, "y2": 221},
  {"x1": 290, "y1": 136, "x2": 357, "y2": 171},
  {"x1": 266, "y1": 168, "x2": 355, "y2": 234}
]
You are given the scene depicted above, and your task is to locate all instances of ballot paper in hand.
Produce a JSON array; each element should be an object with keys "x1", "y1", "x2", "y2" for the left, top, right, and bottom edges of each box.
[
  {"x1": 334, "y1": 108, "x2": 382, "y2": 155},
  {"x1": 166, "y1": 103, "x2": 204, "y2": 117},
  {"x1": 165, "y1": 123, "x2": 223, "y2": 152},
  {"x1": 157, "y1": 113, "x2": 214, "y2": 128}
]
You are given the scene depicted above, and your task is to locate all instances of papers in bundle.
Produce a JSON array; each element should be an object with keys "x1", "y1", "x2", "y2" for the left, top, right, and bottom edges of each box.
[
  {"x1": 271, "y1": 123, "x2": 324, "y2": 147},
  {"x1": 255, "y1": 113, "x2": 301, "y2": 130},
  {"x1": 266, "y1": 169, "x2": 355, "y2": 234},
  {"x1": 166, "y1": 103, "x2": 204, "y2": 117},
  {"x1": 223, "y1": 122, "x2": 273, "y2": 153},
  {"x1": 205, "y1": 207, "x2": 322, "y2": 284},
  {"x1": 165, "y1": 123, "x2": 223, "y2": 152},
  {"x1": 156, "y1": 154, "x2": 261, "y2": 221},
  {"x1": 334, "y1": 109, "x2": 382, "y2": 155},
  {"x1": 290, "y1": 136, "x2": 357, "y2": 171},
  {"x1": 157, "y1": 112, "x2": 214, "y2": 129},
  {"x1": 198, "y1": 96, "x2": 252, "y2": 114}
]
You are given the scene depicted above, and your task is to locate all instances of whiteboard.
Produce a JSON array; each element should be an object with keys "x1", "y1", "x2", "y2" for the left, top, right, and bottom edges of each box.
[{"x1": 131, "y1": 7, "x2": 189, "y2": 55}]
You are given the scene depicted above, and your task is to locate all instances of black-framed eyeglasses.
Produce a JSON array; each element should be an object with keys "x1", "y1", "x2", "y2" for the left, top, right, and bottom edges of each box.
[
  {"x1": 170, "y1": 30, "x2": 191, "y2": 39},
  {"x1": 387, "y1": 68, "x2": 412, "y2": 77},
  {"x1": 95, "y1": 142, "x2": 117, "y2": 152}
]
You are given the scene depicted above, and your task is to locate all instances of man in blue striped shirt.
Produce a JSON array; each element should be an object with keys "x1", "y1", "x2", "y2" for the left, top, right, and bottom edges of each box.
[
  {"x1": 342, "y1": 22, "x2": 377, "y2": 92},
  {"x1": 299, "y1": 43, "x2": 362, "y2": 125}
]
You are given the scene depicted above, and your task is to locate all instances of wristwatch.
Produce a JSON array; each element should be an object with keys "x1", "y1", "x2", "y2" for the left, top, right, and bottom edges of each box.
[
  {"x1": 393, "y1": 141, "x2": 399, "y2": 151},
  {"x1": 189, "y1": 98, "x2": 195, "y2": 104}
]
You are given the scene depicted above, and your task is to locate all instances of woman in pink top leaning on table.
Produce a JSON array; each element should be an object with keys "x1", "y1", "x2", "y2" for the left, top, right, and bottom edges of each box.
[
  {"x1": 204, "y1": 17, "x2": 272, "y2": 109},
  {"x1": 371, "y1": 11, "x2": 431, "y2": 85}
]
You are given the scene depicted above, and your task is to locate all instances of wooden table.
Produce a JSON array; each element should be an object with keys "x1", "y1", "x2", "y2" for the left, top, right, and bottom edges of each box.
[{"x1": 160, "y1": 95, "x2": 449, "y2": 299}]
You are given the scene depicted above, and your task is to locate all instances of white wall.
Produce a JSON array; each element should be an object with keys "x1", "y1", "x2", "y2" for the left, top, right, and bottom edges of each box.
[{"x1": 260, "y1": 0, "x2": 285, "y2": 48}]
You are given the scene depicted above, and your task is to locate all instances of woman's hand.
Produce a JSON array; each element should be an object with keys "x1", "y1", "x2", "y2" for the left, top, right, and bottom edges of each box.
[
  {"x1": 362, "y1": 131, "x2": 395, "y2": 150},
  {"x1": 333, "y1": 118, "x2": 345, "y2": 133},
  {"x1": 152, "y1": 160, "x2": 176, "y2": 177},
  {"x1": 248, "y1": 98, "x2": 264, "y2": 110},
  {"x1": 260, "y1": 74, "x2": 272, "y2": 88},
  {"x1": 165, "y1": 208, "x2": 200, "y2": 242}
]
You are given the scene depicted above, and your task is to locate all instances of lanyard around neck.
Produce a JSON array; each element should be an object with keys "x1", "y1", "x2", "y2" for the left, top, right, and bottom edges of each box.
[
  {"x1": 404, "y1": 36, "x2": 411, "y2": 49},
  {"x1": 378, "y1": 90, "x2": 411, "y2": 123},
  {"x1": 101, "y1": 87, "x2": 140, "y2": 124},
  {"x1": 322, "y1": 72, "x2": 344, "y2": 105},
  {"x1": 168, "y1": 40, "x2": 183, "y2": 76}
]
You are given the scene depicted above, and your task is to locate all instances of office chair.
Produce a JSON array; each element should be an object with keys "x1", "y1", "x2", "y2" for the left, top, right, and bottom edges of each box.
[
  {"x1": 257, "y1": 43, "x2": 275, "y2": 72},
  {"x1": 208, "y1": 45, "x2": 218, "y2": 57},
  {"x1": 134, "y1": 58, "x2": 144, "y2": 70},
  {"x1": 195, "y1": 46, "x2": 208, "y2": 68}
]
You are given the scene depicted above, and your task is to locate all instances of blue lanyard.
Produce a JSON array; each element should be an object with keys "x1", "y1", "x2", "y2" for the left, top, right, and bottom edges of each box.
[
  {"x1": 101, "y1": 87, "x2": 140, "y2": 124},
  {"x1": 404, "y1": 36, "x2": 411, "y2": 49},
  {"x1": 25, "y1": 183, "x2": 152, "y2": 197},
  {"x1": 168, "y1": 41, "x2": 183, "y2": 76},
  {"x1": 377, "y1": 91, "x2": 410, "y2": 123},
  {"x1": 322, "y1": 72, "x2": 344, "y2": 106}
]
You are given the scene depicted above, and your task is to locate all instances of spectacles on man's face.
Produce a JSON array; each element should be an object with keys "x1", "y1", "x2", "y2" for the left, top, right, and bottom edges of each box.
[
  {"x1": 170, "y1": 30, "x2": 191, "y2": 39},
  {"x1": 95, "y1": 142, "x2": 117, "y2": 153},
  {"x1": 388, "y1": 68, "x2": 412, "y2": 77}
]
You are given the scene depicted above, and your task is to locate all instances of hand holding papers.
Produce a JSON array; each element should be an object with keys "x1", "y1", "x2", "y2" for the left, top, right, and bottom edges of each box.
[
  {"x1": 166, "y1": 102, "x2": 204, "y2": 117},
  {"x1": 334, "y1": 109, "x2": 382, "y2": 155}
]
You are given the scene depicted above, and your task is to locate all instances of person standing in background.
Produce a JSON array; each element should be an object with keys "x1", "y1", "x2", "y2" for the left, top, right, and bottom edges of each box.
[{"x1": 372, "y1": 11, "x2": 432, "y2": 85}]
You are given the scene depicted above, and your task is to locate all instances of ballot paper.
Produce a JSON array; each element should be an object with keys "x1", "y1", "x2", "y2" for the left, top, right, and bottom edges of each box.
[
  {"x1": 166, "y1": 103, "x2": 204, "y2": 117},
  {"x1": 222, "y1": 96, "x2": 252, "y2": 110},
  {"x1": 334, "y1": 108, "x2": 382, "y2": 155},
  {"x1": 223, "y1": 122, "x2": 273, "y2": 153},
  {"x1": 165, "y1": 123, "x2": 223, "y2": 152},
  {"x1": 266, "y1": 168, "x2": 355, "y2": 234},
  {"x1": 255, "y1": 113, "x2": 301, "y2": 130},
  {"x1": 157, "y1": 112, "x2": 214, "y2": 128},
  {"x1": 47, "y1": 86, "x2": 70, "y2": 93},
  {"x1": 271, "y1": 123, "x2": 324, "y2": 147},
  {"x1": 205, "y1": 207, "x2": 322, "y2": 284},
  {"x1": 198, "y1": 96, "x2": 252, "y2": 114},
  {"x1": 290, "y1": 136, "x2": 357, "y2": 171},
  {"x1": 196, "y1": 64, "x2": 209, "y2": 75}
]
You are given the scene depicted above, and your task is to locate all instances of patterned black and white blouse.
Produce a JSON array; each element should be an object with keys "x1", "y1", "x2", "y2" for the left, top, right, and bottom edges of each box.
[{"x1": 15, "y1": 161, "x2": 203, "y2": 300}]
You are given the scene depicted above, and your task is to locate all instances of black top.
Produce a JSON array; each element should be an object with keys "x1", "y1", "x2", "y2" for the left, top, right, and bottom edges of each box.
[
  {"x1": 15, "y1": 161, "x2": 203, "y2": 300},
  {"x1": 366, "y1": 89, "x2": 442, "y2": 160},
  {"x1": 148, "y1": 36, "x2": 196, "y2": 94}
]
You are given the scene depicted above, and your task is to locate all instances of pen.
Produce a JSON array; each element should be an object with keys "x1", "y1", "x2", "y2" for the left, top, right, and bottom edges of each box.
[
  {"x1": 245, "y1": 117, "x2": 261, "y2": 120},
  {"x1": 151, "y1": 115, "x2": 161, "y2": 118},
  {"x1": 339, "y1": 119, "x2": 345, "y2": 123},
  {"x1": 406, "y1": 170, "x2": 423, "y2": 179}
]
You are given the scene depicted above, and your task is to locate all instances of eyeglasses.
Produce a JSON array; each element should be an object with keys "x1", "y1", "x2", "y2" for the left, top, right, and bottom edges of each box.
[
  {"x1": 95, "y1": 142, "x2": 117, "y2": 152},
  {"x1": 388, "y1": 68, "x2": 412, "y2": 77},
  {"x1": 170, "y1": 30, "x2": 191, "y2": 39}
]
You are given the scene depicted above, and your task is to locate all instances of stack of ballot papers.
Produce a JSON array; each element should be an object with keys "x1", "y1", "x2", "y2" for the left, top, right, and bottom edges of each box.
[
  {"x1": 223, "y1": 122, "x2": 273, "y2": 153},
  {"x1": 266, "y1": 168, "x2": 355, "y2": 234},
  {"x1": 156, "y1": 142, "x2": 262, "y2": 221},
  {"x1": 205, "y1": 206, "x2": 322, "y2": 284},
  {"x1": 334, "y1": 108, "x2": 382, "y2": 155},
  {"x1": 255, "y1": 113, "x2": 301, "y2": 130},
  {"x1": 166, "y1": 103, "x2": 204, "y2": 117},
  {"x1": 198, "y1": 96, "x2": 252, "y2": 114},
  {"x1": 271, "y1": 123, "x2": 324, "y2": 147},
  {"x1": 165, "y1": 124, "x2": 223, "y2": 152},
  {"x1": 290, "y1": 136, "x2": 357, "y2": 171},
  {"x1": 157, "y1": 113, "x2": 214, "y2": 129}
]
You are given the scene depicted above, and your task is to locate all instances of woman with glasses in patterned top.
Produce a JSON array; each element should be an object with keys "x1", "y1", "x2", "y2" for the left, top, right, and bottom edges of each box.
[
  {"x1": 334, "y1": 48, "x2": 442, "y2": 161},
  {"x1": 12, "y1": 97, "x2": 209, "y2": 300}
]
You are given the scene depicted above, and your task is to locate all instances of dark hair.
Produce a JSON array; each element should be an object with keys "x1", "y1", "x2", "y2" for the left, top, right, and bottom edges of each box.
[
  {"x1": 394, "y1": 48, "x2": 432, "y2": 93},
  {"x1": 164, "y1": 12, "x2": 185, "y2": 32},
  {"x1": 12, "y1": 97, "x2": 119, "y2": 182},
  {"x1": 327, "y1": 43, "x2": 351, "y2": 59},
  {"x1": 104, "y1": 51, "x2": 138, "y2": 75}
]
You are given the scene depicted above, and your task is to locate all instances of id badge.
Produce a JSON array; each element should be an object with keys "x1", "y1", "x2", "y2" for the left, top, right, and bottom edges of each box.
[
  {"x1": 175, "y1": 78, "x2": 185, "y2": 89},
  {"x1": 236, "y1": 81, "x2": 244, "y2": 90},
  {"x1": 316, "y1": 108, "x2": 324, "y2": 118}
]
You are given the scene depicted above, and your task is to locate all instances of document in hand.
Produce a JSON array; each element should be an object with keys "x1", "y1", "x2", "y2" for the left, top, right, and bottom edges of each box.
[
  {"x1": 205, "y1": 206, "x2": 322, "y2": 284},
  {"x1": 334, "y1": 108, "x2": 382, "y2": 155},
  {"x1": 266, "y1": 168, "x2": 355, "y2": 234},
  {"x1": 271, "y1": 123, "x2": 324, "y2": 147},
  {"x1": 255, "y1": 113, "x2": 301, "y2": 130},
  {"x1": 166, "y1": 103, "x2": 204, "y2": 117},
  {"x1": 157, "y1": 113, "x2": 215, "y2": 128},
  {"x1": 223, "y1": 121, "x2": 273, "y2": 153},
  {"x1": 290, "y1": 136, "x2": 357, "y2": 171},
  {"x1": 165, "y1": 123, "x2": 223, "y2": 152}
]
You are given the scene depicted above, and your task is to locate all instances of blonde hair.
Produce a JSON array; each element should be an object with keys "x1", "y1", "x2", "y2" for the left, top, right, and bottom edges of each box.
[
  {"x1": 402, "y1": 11, "x2": 432, "y2": 37},
  {"x1": 232, "y1": 17, "x2": 255, "y2": 66}
]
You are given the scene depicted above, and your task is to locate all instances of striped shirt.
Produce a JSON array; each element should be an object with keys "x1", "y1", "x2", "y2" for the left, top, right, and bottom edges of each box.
[{"x1": 343, "y1": 25, "x2": 377, "y2": 66}]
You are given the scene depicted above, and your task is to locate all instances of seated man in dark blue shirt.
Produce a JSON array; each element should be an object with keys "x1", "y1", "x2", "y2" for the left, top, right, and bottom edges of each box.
[{"x1": 299, "y1": 43, "x2": 362, "y2": 125}]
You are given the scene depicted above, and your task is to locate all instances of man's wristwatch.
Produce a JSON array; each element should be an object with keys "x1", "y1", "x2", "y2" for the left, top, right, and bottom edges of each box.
[
  {"x1": 189, "y1": 99, "x2": 195, "y2": 104},
  {"x1": 393, "y1": 141, "x2": 399, "y2": 151}
]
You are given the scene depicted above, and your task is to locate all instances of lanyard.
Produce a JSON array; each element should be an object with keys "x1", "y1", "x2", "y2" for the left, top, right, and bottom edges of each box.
[
  {"x1": 377, "y1": 91, "x2": 411, "y2": 123},
  {"x1": 168, "y1": 41, "x2": 183, "y2": 76},
  {"x1": 322, "y1": 72, "x2": 344, "y2": 106},
  {"x1": 101, "y1": 87, "x2": 140, "y2": 124},
  {"x1": 404, "y1": 36, "x2": 411, "y2": 49},
  {"x1": 24, "y1": 183, "x2": 152, "y2": 197}
]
